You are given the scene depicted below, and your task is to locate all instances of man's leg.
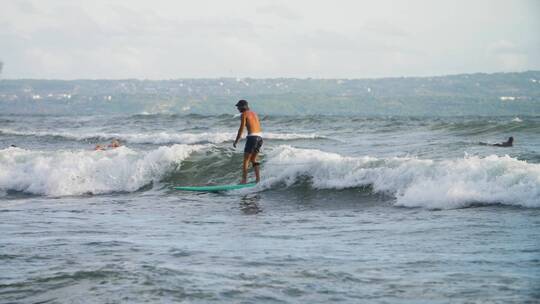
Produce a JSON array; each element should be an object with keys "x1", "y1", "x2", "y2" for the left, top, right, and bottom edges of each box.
[
  {"x1": 250, "y1": 152, "x2": 260, "y2": 183},
  {"x1": 241, "y1": 152, "x2": 252, "y2": 184}
]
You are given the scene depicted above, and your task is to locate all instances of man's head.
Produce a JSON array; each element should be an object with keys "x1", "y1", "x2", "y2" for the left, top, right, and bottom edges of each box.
[
  {"x1": 110, "y1": 139, "x2": 121, "y2": 148},
  {"x1": 235, "y1": 99, "x2": 249, "y2": 112},
  {"x1": 508, "y1": 137, "x2": 514, "y2": 144}
]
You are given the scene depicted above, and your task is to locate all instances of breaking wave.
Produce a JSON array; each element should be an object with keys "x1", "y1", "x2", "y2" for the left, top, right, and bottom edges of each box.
[
  {"x1": 261, "y1": 146, "x2": 540, "y2": 209},
  {"x1": 1, "y1": 145, "x2": 539, "y2": 209},
  {"x1": 0, "y1": 145, "x2": 202, "y2": 196}
]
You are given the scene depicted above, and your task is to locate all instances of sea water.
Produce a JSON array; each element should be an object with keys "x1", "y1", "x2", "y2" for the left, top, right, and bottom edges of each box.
[{"x1": 1, "y1": 113, "x2": 539, "y2": 303}]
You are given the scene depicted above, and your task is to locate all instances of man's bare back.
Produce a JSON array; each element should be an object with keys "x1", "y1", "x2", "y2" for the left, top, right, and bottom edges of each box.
[{"x1": 243, "y1": 111, "x2": 262, "y2": 135}]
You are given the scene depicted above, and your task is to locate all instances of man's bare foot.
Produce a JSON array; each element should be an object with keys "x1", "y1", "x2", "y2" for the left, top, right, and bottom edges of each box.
[{"x1": 240, "y1": 179, "x2": 247, "y2": 184}]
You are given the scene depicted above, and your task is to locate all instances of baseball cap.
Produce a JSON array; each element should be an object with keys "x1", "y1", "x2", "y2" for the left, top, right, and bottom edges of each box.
[{"x1": 235, "y1": 100, "x2": 248, "y2": 107}]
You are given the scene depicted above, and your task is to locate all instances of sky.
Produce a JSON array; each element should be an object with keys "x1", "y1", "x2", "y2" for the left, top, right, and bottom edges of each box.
[{"x1": 0, "y1": 0, "x2": 539, "y2": 79}]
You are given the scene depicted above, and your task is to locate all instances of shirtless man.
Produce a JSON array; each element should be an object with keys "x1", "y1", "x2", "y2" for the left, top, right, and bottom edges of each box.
[{"x1": 233, "y1": 100, "x2": 263, "y2": 184}]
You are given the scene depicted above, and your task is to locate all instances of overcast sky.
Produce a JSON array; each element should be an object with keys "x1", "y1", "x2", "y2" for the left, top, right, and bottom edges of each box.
[{"x1": 1, "y1": 0, "x2": 539, "y2": 79}]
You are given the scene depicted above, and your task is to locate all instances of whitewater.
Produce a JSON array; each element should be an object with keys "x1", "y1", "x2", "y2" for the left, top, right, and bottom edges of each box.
[
  {"x1": 1, "y1": 145, "x2": 539, "y2": 209},
  {"x1": 1, "y1": 113, "x2": 539, "y2": 303}
]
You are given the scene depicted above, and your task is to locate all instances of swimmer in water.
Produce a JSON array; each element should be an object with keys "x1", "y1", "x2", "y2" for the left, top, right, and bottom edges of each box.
[
  {"x1": 493, "y1": 136, "x2": 513, "y2": 147},
  {"x1": 94, "y1": 139, "x2": 122, "y2": 150},
  {"x1": 479, "y1": 136, "x2": 513, "y2": 147},
  {"x1": 108, "y1": 139, "x2": 121, "y2": 148}
]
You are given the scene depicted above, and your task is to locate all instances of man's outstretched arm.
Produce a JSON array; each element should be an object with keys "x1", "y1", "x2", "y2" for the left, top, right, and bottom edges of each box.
[{"x1": 233, "y1": 113, "x2": 246, "y2": 148}]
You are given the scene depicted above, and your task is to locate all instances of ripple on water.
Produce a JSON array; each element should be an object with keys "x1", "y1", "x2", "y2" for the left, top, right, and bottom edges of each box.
[{"x1": 0, "y1": 268, "x2": 124, "y2": 302}]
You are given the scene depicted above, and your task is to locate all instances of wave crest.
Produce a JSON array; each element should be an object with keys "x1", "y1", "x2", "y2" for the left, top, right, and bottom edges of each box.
[
  {"x1": 0, "y1": 128, "x2": 324, "y2": 144},
  {"x1": 0, "y1": 145, "x2": 202, "y2": 196},
  {"x1": 262, "y1": 146, "x2": 540, "y2": 209},
  {"x1": 2, "y1": 144, "x2": 538, "y2": 209}
]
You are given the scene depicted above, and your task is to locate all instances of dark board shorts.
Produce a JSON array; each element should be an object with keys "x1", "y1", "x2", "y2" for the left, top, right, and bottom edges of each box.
[{"x1": 244, "y1": 136, "x2": 263, "y2": 154}]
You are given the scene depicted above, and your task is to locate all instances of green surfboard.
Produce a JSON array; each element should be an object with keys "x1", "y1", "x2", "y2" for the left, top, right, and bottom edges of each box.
[{"x1": 174, "y1": 183, "x2": 257, "y2": 192}]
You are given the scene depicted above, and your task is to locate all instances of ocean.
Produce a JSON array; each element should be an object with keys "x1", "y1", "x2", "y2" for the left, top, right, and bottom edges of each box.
[
  {"x1": 1, "y1": 73, "x2": 540, "y2": 303},
  {"x1": 1, "y1": 111, "x2": 539, "y2": 303}
]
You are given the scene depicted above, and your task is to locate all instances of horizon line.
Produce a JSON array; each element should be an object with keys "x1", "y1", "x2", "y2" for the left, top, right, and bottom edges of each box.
[{"x1": 1, "y1": 70, "x2": 538, "y2": 82}]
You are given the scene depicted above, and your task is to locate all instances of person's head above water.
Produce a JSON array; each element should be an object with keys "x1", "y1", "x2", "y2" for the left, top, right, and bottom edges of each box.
[
  {"x1": 235, "y1": 99, "x2": 249, "y2": 112},
  {"x1": 109, "y1": 139, "x2": 121, "y2": 148},
  {"x1": 508, "y1": 137, "x2": 514, "y2": 144}
]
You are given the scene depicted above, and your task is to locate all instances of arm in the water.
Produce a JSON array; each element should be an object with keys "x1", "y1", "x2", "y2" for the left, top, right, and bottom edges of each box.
[{"x1": 233, "y1": 112, "x2": 246, "y2": 148}]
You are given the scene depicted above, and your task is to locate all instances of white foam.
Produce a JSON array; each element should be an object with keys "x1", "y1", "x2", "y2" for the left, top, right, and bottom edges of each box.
[
  {"x1": 265, "y1": 132, "x2": 324, "y2": 140},
  {"x1": 262, "y1": 146, "x2": 540, "y2": 209},
  {"x1": 0, "y1": 128, "x2": 324, "y2": 144},
  {"x1": 0, "y1": 145, "x2": 202, "y2": 196},
  {"x1": 512, "y1": 117, "x2": 522, "y2": 122}
]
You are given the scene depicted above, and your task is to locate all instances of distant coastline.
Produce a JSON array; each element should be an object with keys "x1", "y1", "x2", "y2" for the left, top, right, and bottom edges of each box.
[{"x1": 1, "y1": 71, "x2": 539, "y2": 116}]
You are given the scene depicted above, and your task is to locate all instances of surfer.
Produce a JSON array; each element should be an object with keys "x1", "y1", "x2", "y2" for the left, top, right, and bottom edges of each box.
[
  {"x1": 233, "y1": 100, "x2": 263, "y2": 184},
  {"x1": 479, "y1": 136, "x2": 513, "y2": 147}
]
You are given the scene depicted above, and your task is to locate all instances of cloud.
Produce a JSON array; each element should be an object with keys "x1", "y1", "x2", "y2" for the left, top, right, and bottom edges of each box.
[
  {"x1": 487, "y1": 40, "x2": 524, "y2": 55},
  {"x1": 361, "y1": 20, "x2": 409, "y2": 37},
  {"x1": 13, "y1": 0, "x2": 37, "y2": 14},
  {"x1": 1, "y1": 0, "x2": 539, "y2": 78},
  {"x1": 284, "y1": 28, "x2": 419, "y2": 57},
  {"x1": 256, "y1": 4, "x2": 301, "y2": 20},
  {"x1": 486, "y1": 40, "x2": 529, "y2": 70}
]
